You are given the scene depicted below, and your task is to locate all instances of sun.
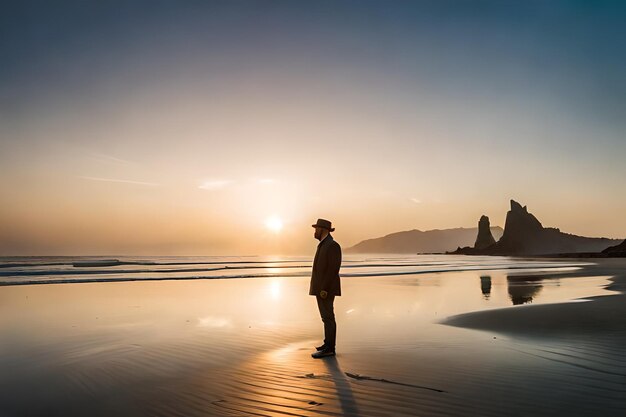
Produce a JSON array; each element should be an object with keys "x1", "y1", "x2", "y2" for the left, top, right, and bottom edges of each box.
[{"x1": 264, "y1": 215, "x2": 283, "y2": 233}]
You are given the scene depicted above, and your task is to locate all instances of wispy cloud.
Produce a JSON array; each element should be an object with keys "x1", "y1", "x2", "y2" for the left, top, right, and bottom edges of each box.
[
  {"x1": 410, "y1": 197, "x2": 422, "y2": 204},
  {"x1": 86, "y1": 151, "x2": 134, "y2": 165},
  {"x1": 79, "y1": 176, "x2": 160, "y2": 186},
  {"x1": 198, "y1": 179, "x2": 233, "y2": 190}
]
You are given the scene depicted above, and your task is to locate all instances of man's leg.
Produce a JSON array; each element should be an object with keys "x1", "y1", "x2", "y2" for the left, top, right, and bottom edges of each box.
[{"x1": 316, "y1": 295, "x2": 336, "y2": 350}]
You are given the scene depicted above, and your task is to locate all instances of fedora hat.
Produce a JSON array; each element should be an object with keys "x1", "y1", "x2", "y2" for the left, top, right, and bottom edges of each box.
[{"x1": 311, "y1": 218, "x2": 335, "y2": 232}]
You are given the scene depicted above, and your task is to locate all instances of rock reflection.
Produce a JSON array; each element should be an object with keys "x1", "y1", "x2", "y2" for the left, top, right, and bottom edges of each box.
[
  {"x1": 480, "y1": 275, "x2": 492, "y2": 299},
  {"x1": 507, "y1": 276, "x2": 543, "y2": 305}
]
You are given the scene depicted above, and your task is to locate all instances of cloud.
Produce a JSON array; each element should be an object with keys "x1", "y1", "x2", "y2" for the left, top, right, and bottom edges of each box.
[
  {"x1": 198, "y1": 179, "x2": 233, "y2": 190},
  {"x1": 410, "y1": 197, "x2": 422, "y2": 204},
  {"x1": 85, "y1": 151, "x2": 134, "y2": 165},
  {"x1": 79, "y1": 176, "x2": 160, "y2": 186}
]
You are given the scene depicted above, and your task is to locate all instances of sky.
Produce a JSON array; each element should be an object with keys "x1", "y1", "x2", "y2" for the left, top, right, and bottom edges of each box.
[{"x1": 1, "y1": 0, "x2": 625, "y2": 256}]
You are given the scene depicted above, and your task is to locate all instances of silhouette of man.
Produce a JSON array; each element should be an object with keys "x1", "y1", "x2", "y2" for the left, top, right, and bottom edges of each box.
[{"x1": 309, "y1": 218, "x2": 342, "y2": 358}]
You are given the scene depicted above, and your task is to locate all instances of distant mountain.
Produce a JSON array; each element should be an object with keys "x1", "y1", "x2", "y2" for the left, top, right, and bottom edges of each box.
[
  {"x1": 346, "y1": 227, "x2": 503, "y2": 254},
  {"x1": 602, "y1": 239, "x2": 626, "y2": 257},
  {"x1": 453, "y1": 200, "x2": 621, "y2": 256}
]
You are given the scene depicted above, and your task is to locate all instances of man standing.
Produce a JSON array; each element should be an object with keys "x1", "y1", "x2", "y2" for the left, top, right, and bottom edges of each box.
[{"x1": 309, "y1": 218, "x2": 342, "y2": 358}]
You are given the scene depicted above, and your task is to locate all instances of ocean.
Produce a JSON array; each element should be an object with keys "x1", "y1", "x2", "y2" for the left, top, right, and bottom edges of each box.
[{"x1": 0, "y1": 254, "x2": 587, "y2": 286}]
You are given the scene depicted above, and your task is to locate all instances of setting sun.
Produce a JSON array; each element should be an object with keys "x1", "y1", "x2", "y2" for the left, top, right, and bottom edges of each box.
[{"x1": 264, "y1": 216, "x2": 284, "y2": 233}]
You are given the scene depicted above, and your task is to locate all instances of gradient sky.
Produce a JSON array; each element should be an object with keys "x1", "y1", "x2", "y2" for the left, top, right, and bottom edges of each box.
[{"x1": 1, "y1": 0, "x2": 625, "y2": 256}]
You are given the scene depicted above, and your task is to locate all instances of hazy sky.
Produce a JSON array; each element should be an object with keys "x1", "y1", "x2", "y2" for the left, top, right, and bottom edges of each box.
[{"x1": 1, "y1": 1, "x2": 625, "y2": 256}]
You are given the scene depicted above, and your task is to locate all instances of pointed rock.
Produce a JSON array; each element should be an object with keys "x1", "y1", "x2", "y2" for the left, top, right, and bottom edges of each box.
[{"x1": 474, "y1": 215, "x2": 496, "y2": 250}]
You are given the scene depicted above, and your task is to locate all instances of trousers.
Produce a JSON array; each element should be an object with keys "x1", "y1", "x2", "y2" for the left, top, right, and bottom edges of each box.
[{"x1": 316, "y1": 294, "x2": 336, "y2": 349}]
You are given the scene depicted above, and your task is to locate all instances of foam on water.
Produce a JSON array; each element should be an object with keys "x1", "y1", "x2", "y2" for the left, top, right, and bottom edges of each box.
[{"x1": 0, "y1": 254, "x2": 589, "y2": 286}]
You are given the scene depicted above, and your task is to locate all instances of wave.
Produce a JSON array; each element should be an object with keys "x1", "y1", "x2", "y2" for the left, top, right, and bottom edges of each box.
[
  {"x1": 0, "y1": 259, "x2": 310, "y2": 269},
  {"x1": 0, "y1": 259, "x2": 587, "y2": 277},
  {"x1": 0, "y1": 264, "x2": 583, "y2": 286}
]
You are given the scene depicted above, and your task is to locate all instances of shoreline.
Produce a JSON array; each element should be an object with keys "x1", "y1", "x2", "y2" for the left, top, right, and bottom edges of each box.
[{"x1": 442, "y1": 259, "x2": 626, "y2": 337}]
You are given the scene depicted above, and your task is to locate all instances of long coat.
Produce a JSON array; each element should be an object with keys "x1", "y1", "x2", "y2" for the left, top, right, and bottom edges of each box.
[{"x1": 309, "y1": 234, "x2": 342, "y2": 296}]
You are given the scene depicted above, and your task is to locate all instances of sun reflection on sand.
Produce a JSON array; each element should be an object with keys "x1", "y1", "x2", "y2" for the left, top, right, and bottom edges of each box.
[
  {"x1": 197, "y1": 316, "x2": 232, "y2": 328},
  {"x1": 266, "y1": 342, "x2": 300, "y2": 361},
  {"x1": 245, "y1": 341, "x2": 360, "y2": 416},
  {"x1": 268, "y1": 279, "x2": 281, "y2": 300}
]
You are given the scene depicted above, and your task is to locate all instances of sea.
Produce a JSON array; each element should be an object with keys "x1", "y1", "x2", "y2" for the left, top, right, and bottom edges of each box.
[{"x1": 0, "y1": 254, "x2": 588, "y2": 286}]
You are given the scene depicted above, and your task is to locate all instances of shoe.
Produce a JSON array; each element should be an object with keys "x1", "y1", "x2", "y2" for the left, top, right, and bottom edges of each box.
[
  {"x1": 315, "y1": 343, "x2": 326, "y2": 351},
  {"x1": 311, "y1": 348, "x2": 336, "y2": 359}
]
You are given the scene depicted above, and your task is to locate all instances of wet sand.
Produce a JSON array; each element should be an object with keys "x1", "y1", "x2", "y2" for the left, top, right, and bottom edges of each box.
[{"x1": 0, "y1": 258, "x2": 624, "y2": 416}]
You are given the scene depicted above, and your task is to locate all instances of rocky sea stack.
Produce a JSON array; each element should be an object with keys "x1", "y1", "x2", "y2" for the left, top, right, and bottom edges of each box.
[
  {"x1": 474, "y1": 215, "x2": 497, "y2": 250},
  {"x1": 453, "y1": 200, "x2": 621, "y2": 256}
]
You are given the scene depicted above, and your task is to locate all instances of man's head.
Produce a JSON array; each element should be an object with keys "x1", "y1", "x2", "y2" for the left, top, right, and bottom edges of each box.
[
  {"x1": 313, "y1": 226, "x2": 328, "y2": 241},
  {"x1": 311, "y1": 218, "x2": 334, "y2": 241}
]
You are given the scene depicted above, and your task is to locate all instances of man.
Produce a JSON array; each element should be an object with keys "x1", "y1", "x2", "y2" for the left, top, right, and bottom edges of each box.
[{"x1": 309, "y1": 218, "x2": 342, "y2": 358}]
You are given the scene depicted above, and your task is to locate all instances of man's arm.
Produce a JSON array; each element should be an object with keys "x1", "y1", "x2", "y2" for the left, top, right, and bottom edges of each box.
[{"x1": 321, "y1": 243, "x2": 341, "y2": 293}]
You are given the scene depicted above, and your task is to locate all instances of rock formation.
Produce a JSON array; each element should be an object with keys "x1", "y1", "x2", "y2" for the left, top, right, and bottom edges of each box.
[
  {"x1": 489, "y1": 200, "x2": 544, "y2": 255},
  {"x1": 487, "y1": 200, "x2": 621, "y2": 255},
  {"x1": 453, "y1": 200, "x2": 621, "y2": 256},
  {"x1": 474, "y1": 215, "x2": 497, "y2": 250}
]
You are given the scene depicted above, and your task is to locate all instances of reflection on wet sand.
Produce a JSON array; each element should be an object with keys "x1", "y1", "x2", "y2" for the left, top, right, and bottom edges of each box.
[
  {"x1": 480, "y1": 275, "x2": 491, "y2": 299},
  {"x1": 507, "y1": 276, "x2": 543, "y2": 305}
]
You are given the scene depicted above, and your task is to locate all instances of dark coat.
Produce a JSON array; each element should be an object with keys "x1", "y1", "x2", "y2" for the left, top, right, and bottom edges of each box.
[{"x1": 309, "y1": 234, "x2": 342, "y2": 296}]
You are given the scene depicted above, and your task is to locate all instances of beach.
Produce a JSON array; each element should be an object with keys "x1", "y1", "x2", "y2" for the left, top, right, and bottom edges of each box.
[
  {"x1": 0, "y1": 255, "x2": 624, "y2": 416},
  {"x1": 4, "y1": 1, "x2": 626, "y2": 415}
]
